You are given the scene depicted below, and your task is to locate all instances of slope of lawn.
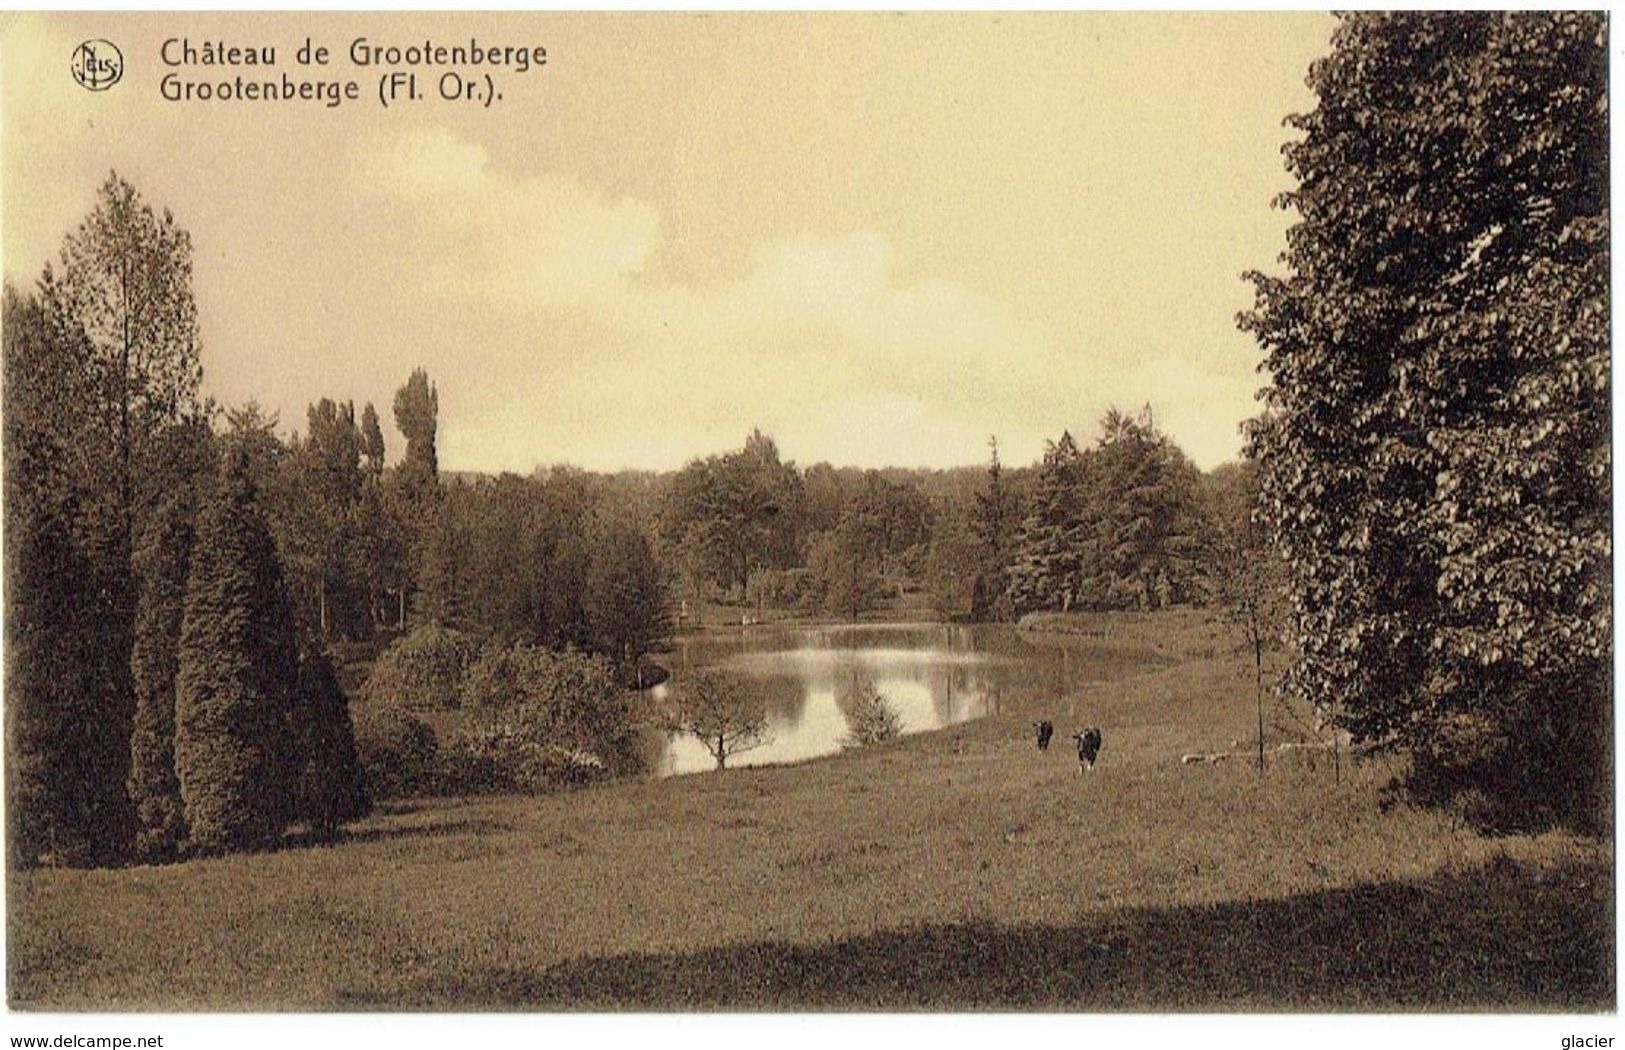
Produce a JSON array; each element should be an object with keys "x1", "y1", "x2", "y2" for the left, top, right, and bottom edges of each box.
[{"x1": 8, "y1": 611, "x2": 1612, "y2": 1011}]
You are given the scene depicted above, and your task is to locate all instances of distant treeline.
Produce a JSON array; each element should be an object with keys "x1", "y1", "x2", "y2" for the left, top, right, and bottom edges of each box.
[{"x1": 648, "y1": 414, "x2": 1251, "y2": 628}]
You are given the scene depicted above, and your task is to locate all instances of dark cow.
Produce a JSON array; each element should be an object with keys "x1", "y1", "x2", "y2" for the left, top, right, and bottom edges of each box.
[
  {"x1": 1034, "y1": 720, "x2": 1055, "y2": 751},
  {"x1": 1071, "y1": 727, "x2": 1103, "y2": 773}
]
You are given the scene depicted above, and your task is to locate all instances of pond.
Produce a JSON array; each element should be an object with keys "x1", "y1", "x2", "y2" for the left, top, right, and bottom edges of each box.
[{"x1": 646, "y1": 621, "x2": 1142, "y2": 776}]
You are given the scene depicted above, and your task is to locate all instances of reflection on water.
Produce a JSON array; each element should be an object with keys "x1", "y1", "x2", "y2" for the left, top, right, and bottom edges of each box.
[{"x1": 647, "y1": 622, "x2": 1085, "y2": 776}]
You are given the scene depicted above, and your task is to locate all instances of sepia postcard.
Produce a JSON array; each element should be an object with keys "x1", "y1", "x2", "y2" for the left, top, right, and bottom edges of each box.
[{"x1": 0, "y1": 9, "x2": 1613, "y2": 1045}]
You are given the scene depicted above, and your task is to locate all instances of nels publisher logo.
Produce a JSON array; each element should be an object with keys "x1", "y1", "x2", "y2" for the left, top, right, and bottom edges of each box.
[{"x1": 70, "y1": 39, "x2": 123, "y2": 91}]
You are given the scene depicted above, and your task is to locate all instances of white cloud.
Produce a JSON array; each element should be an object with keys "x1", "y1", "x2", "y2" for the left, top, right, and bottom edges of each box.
[
  {"x1": 345, "y1": 126, "x2": 1071, "y2": 470},
  {"x1": 348, "y1": 126, "x2": 660, "y2": 307}
]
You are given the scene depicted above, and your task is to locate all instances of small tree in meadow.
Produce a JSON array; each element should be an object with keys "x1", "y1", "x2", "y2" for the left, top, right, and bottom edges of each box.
[{"x1": 667, "y1": 669, "x2": 769, "y2": 771}]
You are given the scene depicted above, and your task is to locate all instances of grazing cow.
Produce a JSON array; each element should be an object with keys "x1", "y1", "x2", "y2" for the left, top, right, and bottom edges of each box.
[
  {"x1": 1034, "y1": 720, "x2": 1055, "y2": 751},
  {"x1": 1072, "y1": 727, "x2": 1103, "y2": 773}
]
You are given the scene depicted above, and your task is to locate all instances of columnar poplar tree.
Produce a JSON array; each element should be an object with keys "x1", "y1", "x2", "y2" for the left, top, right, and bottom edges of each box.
[
  {"x1": 392, "y1": 368, "x2": 445, "y2": 625},
  {"x1": 175, "y1": 448, "x2": 301, "y2": 852},
  {"x1": 393, "y1": 367, "x2": 439, "y2": 480},
  {"x1": 359, "y1": 402, "x2": 386, "y2": 481},
  {"x1": 1242, "y1": 13, "x2": 1608, "y2": 827}
]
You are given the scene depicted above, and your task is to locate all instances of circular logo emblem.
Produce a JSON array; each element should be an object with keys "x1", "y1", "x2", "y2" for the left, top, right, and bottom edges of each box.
[{"x1": 70, "y1": 40, "x2": 123, "y2": 91}]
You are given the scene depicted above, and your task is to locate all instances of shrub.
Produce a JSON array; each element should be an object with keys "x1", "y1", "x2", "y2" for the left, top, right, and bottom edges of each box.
[
  {"x1": 458, "y1": 642, "x2": 533, "y2": 711},
  {"x1": 435, "y1": 729, "x2": 515, "y2": 795},
  {"x1": 293, "y1": 642, "x2": 371, "y2": 836},
  {"x1": 360, "y1": 625, "x2": 478, "y2": 712},
  {"x1": 354, "y1": 709, "x2": 439, "y2": 800},
  {"x1": 839, "y1": 676, "x2": 903, "y2": 750},
  {"x1": 460, "y1": 645, "x2": 646, "y2": 790},
  {"x1": 449, "y1": 724, "x2": 609, "y2": 793}
]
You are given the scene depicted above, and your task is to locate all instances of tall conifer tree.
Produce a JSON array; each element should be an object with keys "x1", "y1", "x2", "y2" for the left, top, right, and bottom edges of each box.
[
  {"x1": 128, "y1": 493, "x2": 197, "y2": 859},
  {"x1": 292, "y1": 640, "x2": 370, "y2": 839},
  {"x1": 1006, "y1": 432, "x2": 1086, "y2": 613},
  {"x1": 174, "y1": 449, "x2": 300, "y2": 852}
]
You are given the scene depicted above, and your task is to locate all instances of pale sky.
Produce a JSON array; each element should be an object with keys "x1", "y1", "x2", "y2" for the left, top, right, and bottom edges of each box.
[{"x1": 2, "y1": 12, "x2": 1334, "y2": 473}]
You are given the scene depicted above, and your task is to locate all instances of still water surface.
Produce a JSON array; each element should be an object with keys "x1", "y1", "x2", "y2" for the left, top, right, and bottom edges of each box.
[{"x1": 649, "y1": 622, "x2": 1116, "y2": 776}]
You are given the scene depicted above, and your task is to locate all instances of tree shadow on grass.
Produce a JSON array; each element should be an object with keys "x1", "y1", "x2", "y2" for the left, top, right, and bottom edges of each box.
[{"x1": 361, "y1": 854, "x2": 1612, "y2": 1012}]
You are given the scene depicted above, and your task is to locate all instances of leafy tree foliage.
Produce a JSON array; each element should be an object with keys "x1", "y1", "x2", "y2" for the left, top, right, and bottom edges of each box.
[
  {"x1": 393, "y1": 367, "x2": 439, "y2": 480},
  {"x1": 222, "y1": 402, "x2": 286, "y2": 486},
  {"x1": 584, "y1": 516, "x2": 673, "y2": 679},
  {"x1": 804, "y1": 517, "x2": 883, "y2": 621},
  {"x1": 353, "y1": 709, "x2": 439, "y2": 801},
  {"x1": 38, "y1": 172, "x2": 203, "y2": 552},
  {"x1": 445, "y1": 471, "x2": 582, "y2": 646},
  {"x1": 459, "y1": 646, "x2": 646, "y2": 787},
  {"x1": 411, "y1": 499, "x2": 464, "y2": 628},
  {"x1": 1083, "y1": 407, "x2": 1210, "y2": 610},
  {"x1": 5, "y1": 288, "x2": 131, "y2": 865},
  {"x1": 1242, "y1": 12, "x2": 1609, "y2": 828},
  {"x1": 801, "y1": 462, "x2": 846, "y2": 537},
  {"x1": 1007, "y1": 431, "x2": 1087, "y2": 613},
  {"x1": 845, "y1": 470, "x2": 932, "y2": 579},
  {"x1": 359, "y1": 401, "x2": 386, "y2": 481},
  {"x1": 6, "y1": 492, "x2": 120, "y2": 867},
  {"x1": 8, "y1": 173, "x2": 206, "y2": 865},
  {"x1": 360, "y1": 624, "x2": 480, "y2": 711},
  {"x1": 662, "y1": 429, "x2": 805, "y2": 596},
  {"x1": 971, "y1": 437, "x2": 1020, "y2": 619},
  {"x1": 174, "y1": 450, "x2": 301, "y2": 853},
  {"x1": 278, "y1": 399, "x2": 367, "y2": 638},
  {"x1": 352, "y1": 472, "x2": 411, "y2": 630},
  {"x1": 922, "y1": 500, "x2": 981, "y2": 620},
  {"x1": 1004, "y1": 411, "x2": 1213, "y2": 616},
  {"x1": 391, "y1": 368, "x2": 443, "y2": 620},
  {"x1": 1204, "y1": 460, "x2": 1295, "y2": 772}
]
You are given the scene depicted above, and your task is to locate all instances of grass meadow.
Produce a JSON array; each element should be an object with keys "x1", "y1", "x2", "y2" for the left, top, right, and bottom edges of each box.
[{"x1": 7, "y1": 611, "x2": 1613, "y2": 1010}]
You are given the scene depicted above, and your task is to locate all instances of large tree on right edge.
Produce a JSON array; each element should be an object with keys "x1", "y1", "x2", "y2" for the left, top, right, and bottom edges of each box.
[{"x1": 1241, "y1": 13, "x2": 1609, "y2": 829}]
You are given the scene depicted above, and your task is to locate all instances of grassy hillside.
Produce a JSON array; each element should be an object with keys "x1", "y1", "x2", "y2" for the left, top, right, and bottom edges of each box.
[{"x1": 8, "y1": 611, "x2": 1612, "y2": 1010}]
